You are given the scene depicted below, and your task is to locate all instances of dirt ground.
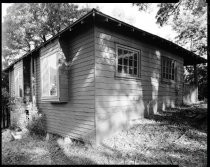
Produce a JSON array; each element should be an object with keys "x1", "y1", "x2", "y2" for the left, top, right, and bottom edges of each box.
[{"x1": 2, "y1": 103, "x2": 207, "y2": 166}]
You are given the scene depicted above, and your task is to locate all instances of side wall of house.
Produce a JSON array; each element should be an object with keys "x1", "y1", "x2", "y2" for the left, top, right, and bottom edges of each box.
[
  {"x1": 34, "y1": 27, "x2": 96, "y2": 142},
  {"x1": 9, "y1": 69, "x2": 15, "y2": 97},
  {"x1": 94, "y1": 25, "x2": 184, "y2": 143}
]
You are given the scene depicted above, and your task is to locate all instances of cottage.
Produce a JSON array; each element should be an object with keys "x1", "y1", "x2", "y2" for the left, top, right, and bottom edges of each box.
[{"x1": 3, "y1": 9, "x2": 207, "y2": 144}]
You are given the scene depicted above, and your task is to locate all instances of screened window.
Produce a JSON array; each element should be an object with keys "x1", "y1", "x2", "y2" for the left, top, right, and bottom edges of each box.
[
  {"x1": 161, "y1": 56, "x2": 176, "y2": 81},
  {"x1": 116, "y1": 45, "x2": 140, "y2": 77},
  {"x1": 41, "y1": 53, "x2": 58, "y2": 97}
]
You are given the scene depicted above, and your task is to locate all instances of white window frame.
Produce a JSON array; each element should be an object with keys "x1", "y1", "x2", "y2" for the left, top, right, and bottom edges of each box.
[
  {"x1": 40, "y1": 52, "x2": 59, "y2": 100},
  {"x1": 161, "y1": 56, "x2": 176, "y2": 82},
  {"x1": 115, "y1": 44, "x2": 141, "y2": 79}
]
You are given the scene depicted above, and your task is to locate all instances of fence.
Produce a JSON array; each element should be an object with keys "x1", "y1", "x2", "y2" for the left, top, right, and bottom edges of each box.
[{"x1": 1, "y1": 106, "x2": 10, "y2": 129}]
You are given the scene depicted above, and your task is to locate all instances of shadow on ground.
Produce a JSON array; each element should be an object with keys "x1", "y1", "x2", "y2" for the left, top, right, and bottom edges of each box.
[
  {"x1": 2, "y1": 134, "x2": 96, "y2": 165},
  {"x1": 146, "y1": 105, "x2": 207, "y2": 133},
  {"x1": 47, "y1": 136, "x2": 96, "y2": 165}
]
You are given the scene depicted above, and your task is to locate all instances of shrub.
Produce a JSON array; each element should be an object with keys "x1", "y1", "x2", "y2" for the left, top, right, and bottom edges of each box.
[
  {"x1": 26, "y1": 113, "x2": 47, "y2": 138},
  {"x1": 9, "y1": 98, "x2": 26, "y2": 130}
]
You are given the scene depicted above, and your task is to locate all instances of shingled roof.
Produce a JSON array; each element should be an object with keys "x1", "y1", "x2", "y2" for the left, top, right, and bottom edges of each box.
[{"x1": 3, "y1": 8, "x2": 207, "y2": 72}]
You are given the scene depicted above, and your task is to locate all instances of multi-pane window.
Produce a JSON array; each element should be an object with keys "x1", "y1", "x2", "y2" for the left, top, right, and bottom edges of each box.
[
  {"x1": 161, "y1": 56, "x2": 176, "y2": 81},
  {"x1": 41, "y1": 53, "x2": 58, "y2": 97},
  {"x1": 117, "y1": 45, "x2": 140, "y2": 77}
]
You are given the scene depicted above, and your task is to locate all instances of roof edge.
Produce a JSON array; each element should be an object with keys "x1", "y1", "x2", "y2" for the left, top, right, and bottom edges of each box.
[
  {"x1": 2, "y1": 8, "x2": 207, "y2": 72},
  {"x1": 2, "y1": 8, "x2": 96, "y2": 72}
]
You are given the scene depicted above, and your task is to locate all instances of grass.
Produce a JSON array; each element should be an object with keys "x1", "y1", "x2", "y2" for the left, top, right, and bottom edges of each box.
[{"x1": 2, "y1": 103, "x2": 207, "y2": 166}]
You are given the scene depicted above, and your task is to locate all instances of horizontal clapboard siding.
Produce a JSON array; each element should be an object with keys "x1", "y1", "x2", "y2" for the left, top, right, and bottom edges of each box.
[
  {"x1": 9, "y1": 69, "x2": 15, "y2": 97},
  {"x1": 36, "y1": 27, "x2": 96, "y2": 142},
  {"x1": 94, "y1": 25, "x2": 184, "y2": 143}
]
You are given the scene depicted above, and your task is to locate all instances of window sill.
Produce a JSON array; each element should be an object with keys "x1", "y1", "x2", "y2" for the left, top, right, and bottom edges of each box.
[
  {"x1": 115, "y1": 73, "x2": 141, "y2": 80},
  {"x1": 161, "y1": 78, "x2": 176, "y2": 85},
  {"x1": 41, "y1": 96, "x2": 67, "y2": 103}
]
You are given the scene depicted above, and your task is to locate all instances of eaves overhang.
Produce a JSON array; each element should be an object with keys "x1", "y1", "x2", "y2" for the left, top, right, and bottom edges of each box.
[{"x1": 3, "y1": 8, "x2": 207, "y2": 72}]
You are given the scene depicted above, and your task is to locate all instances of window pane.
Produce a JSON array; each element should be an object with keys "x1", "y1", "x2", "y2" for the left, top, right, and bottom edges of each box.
[
  {"x1": 118, "y1": 58, "x2": 123, "y2": 65},
  {"x1": 166, "y1": 73, "x2": 169, "y2": 79},
  {"x1": 129, "y1": 56, "x2": 133, "y2": 66},
  {"x1": 118, "y1": 48, "x2": 123, "y2": 56},
  {"x1": 166, "y1": 65, "x2": 168, "y2": 74},
  {"x1": 129, "y1": 66, "x2": 133, "y2": 75},
  {"x1": 42, "y1": 58, "x2": 49, "y2": 96},
  {"x1": 128, "y1": 51, "x2": 133, "y2": 56},
  {"x1": 124, "y1": 57, "x2": 128, "y2": 66},
  {"x1": 134, "y1": 68, "x2": 137, "y2": 75},
  {"x1": 42, "y1": 71, "x2": 49, "y2": 96},
  {"x1": 118, "y1": 65, "x2": 122, "y2": 73},
  {"x1": 124, "y1": 50, "x2": 128, "y2": 56},
  {"x1": 134, "y1": 60, "x2": 137, "y2": 68},
  {"x1": 134, "y1": 53, "x2": 137, "y2": 61},
  {"x1": 172, "y1": 68, "x2": 175, "y2": 80},
  {"x1": 163, "y1": 73, "x2": 166, "y2": 78},
  {"x1": 49, "y1": 54, "x2": 57, "y2": 96},
  {"x1": 123, "y1": 65, "x2": 128, "y2": 74}
]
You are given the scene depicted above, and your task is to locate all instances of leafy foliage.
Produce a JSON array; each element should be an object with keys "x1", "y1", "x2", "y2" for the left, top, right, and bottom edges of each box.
[
  {"x1": 1, "y1": 72, "x2": 12, "y2": 107},
  {"x1": 2, "y1": 3, "x2": 90, "y2": 69},
  {"x1": 134, "y1": 1, "x2": 207, "y2": 99},
  {"x1": 26, "y1": 113, "x2": 47, "y2": 138}
]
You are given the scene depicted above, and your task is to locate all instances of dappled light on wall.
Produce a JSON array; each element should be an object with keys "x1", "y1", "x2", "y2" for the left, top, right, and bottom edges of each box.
[
  {"x1": 155, "y1": 50, "x2": 161, "y2": 59},
  {"x1": 151, "y1": 77, "x2": 159, "y2": 114}
]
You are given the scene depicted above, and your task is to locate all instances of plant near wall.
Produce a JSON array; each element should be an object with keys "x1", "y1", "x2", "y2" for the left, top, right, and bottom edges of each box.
[{"x1": 26, "y1": 113, "x2": 47, "y2": 138}]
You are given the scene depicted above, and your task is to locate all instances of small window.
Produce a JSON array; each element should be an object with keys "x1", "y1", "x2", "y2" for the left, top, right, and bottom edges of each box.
[
  {"x1": 116, "y1": 44, "x2": 140, "y2": 78},
  {"x1": 41, "y1": 53, "x2": 58, "y2": 98},
  {"x1": 161, "y1": 56, "x2": 176, "y2": 81}
]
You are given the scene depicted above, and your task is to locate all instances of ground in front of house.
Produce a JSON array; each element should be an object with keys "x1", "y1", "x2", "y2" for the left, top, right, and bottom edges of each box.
[{"x1": 2, "y1": 103, "x2": 207, "y2": 166}]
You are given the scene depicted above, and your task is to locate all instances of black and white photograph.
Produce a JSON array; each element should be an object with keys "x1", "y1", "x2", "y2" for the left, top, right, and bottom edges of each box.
[{"x1": 2, "y1": 2, "x2": 207, "y2": 166}]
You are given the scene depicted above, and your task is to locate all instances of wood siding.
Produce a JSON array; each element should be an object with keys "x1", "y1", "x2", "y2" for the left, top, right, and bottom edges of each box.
[
  {"x1": 94, "y1": 25, "x2": 184, "y2": 143},
  {"x1": 9, "y1": 69, "x2": 15, "y2": 97},
  {"x1": 35, "y1": 27, "x2": 96, "y2": 142}
]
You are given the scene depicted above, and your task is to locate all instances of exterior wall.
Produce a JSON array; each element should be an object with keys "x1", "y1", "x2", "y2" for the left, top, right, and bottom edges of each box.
[
  {"x1": 9, "y1": 69, "x2": 15, "y2": 97},
  {"x1": 35, "y1": 27, "x2": 96, "y2": 142},
  {"x1": 14, "y1": 60, "x2": 24, "y2": 97},
  {"x1": 94, "y1": 25, "x2": 184, "y2": 143}
]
